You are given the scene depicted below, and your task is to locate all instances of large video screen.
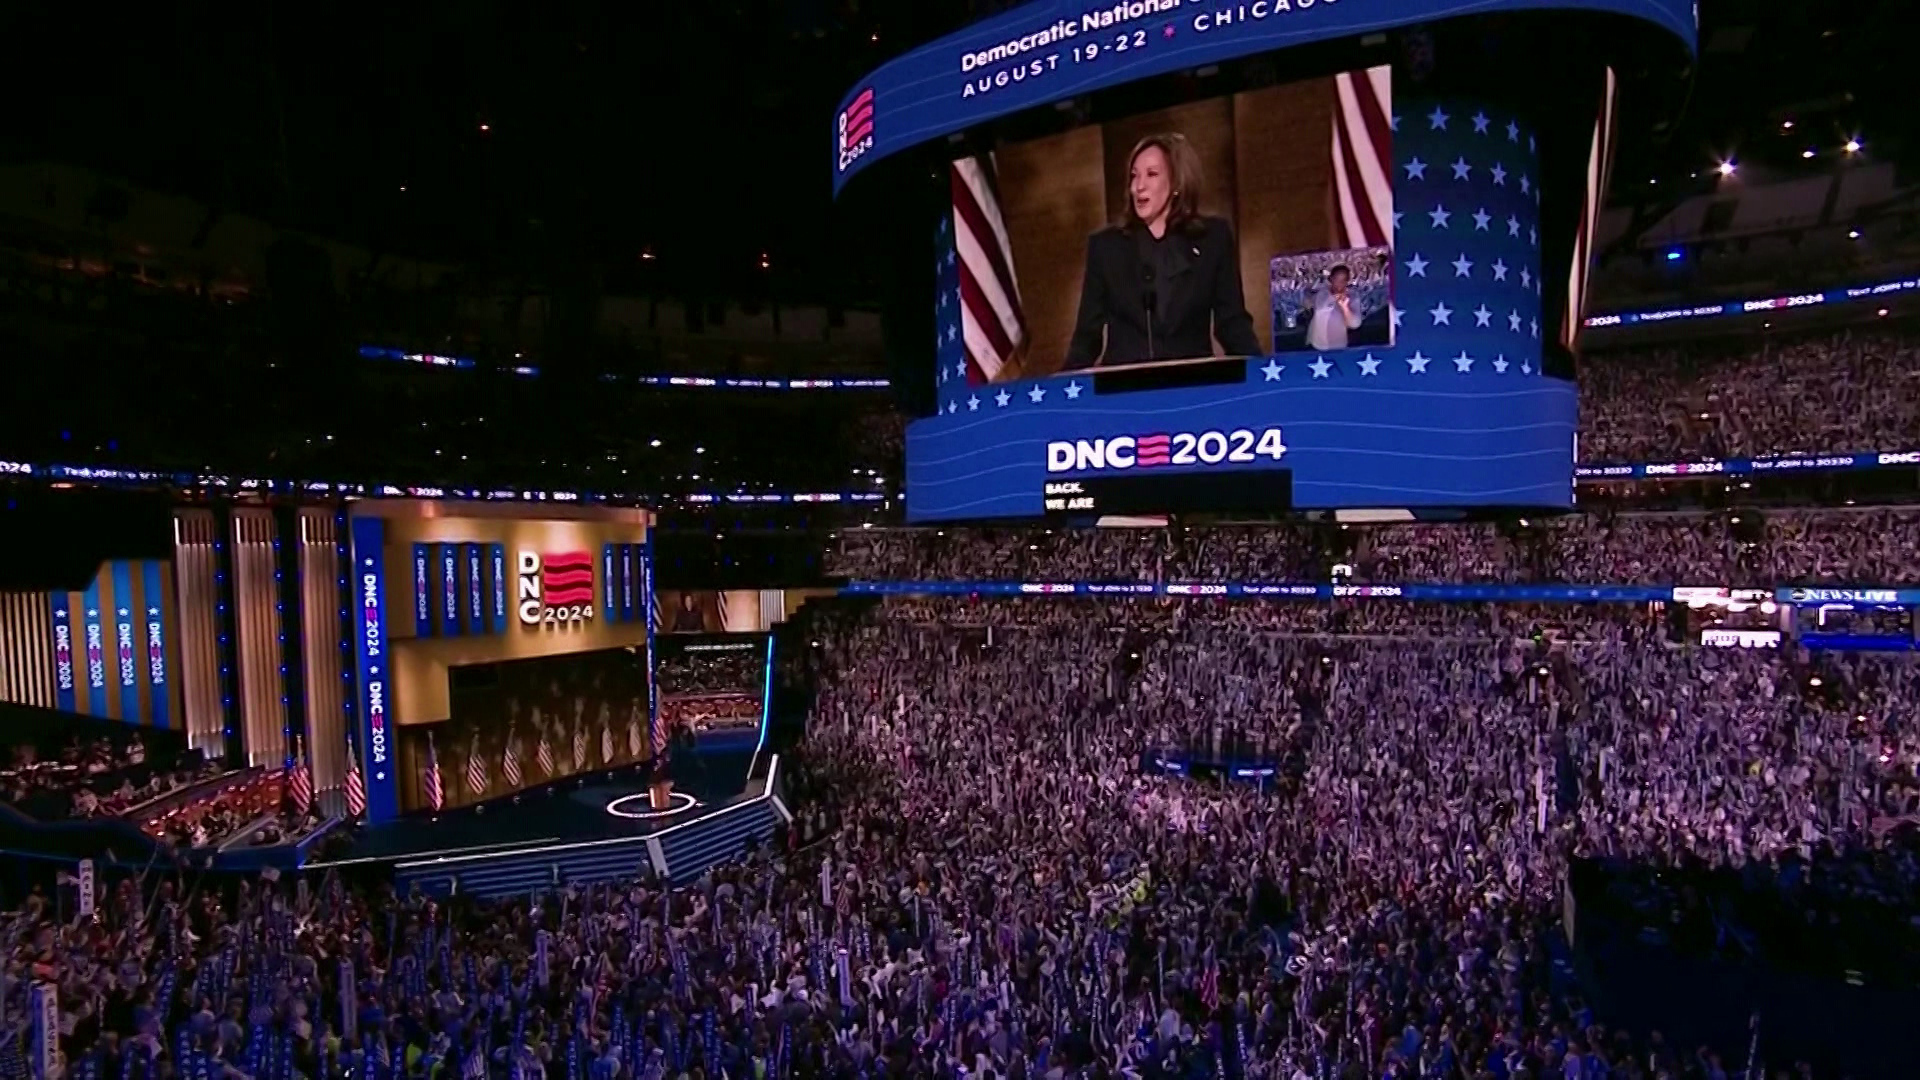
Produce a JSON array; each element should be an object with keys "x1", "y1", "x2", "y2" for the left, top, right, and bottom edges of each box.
[{"x1": 912, "y1": 64, "x2": 1577, "y2": 521}]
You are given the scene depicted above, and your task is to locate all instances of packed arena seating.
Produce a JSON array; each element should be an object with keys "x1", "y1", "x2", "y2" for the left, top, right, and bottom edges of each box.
[
  {"x1": 10, "y1": 593, "x2": 1909, "y2": 1079},
  {"x1": 1577, "y1": 325, "x2": 1920, "y2": 463},
  {"x1": 828, "y1": 506, "x2": 1920, "y2": 586}
]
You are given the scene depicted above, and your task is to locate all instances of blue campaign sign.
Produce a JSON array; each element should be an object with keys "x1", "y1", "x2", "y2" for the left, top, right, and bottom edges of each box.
[{"x1": 830, "y1": 0, "x2": 1696, "y2": 193}]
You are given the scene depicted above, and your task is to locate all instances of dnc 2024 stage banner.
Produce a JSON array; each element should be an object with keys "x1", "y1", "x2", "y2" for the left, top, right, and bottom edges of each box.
[{"x1": 830, "y1": 0, "x2": 1696, "y2": 192}]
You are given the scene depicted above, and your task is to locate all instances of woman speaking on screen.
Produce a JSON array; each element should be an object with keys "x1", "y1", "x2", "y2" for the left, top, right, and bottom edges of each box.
[{"x1": 1061, "y1": 133, "x2": 1263, "y2": 371}]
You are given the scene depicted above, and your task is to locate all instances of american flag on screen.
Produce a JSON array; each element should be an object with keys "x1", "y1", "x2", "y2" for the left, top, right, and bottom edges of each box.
[
  {"x1": 536, "y1": 720, "x2": 556, "y2": 777},
  {"x1": 1563, "y1": 66, "x2": 1618, "y2": 353},
  {"x1": 947, "y1": 155, "x2": 1027, "y2": 383},
  {"x1": 1332, "y1": 65, "x2": 1395, "y2": 250}
]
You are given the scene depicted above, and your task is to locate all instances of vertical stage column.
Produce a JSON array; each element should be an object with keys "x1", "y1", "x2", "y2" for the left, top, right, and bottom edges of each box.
[
  {"x1": 642, "y1": 529, "x2": 668, "y2": 810},
  {"x1": 172, "y1": 510, "x2": 234, "y2": 760},
  {"x1": 273, "y1": 507, "x2": 309, "y2": 775},
  {"x1": 229, "y1": 508, "x2": 291, "y2": 768},
  {"x1": 297, "y1": 509, "x2": 349, "y2": 808}
]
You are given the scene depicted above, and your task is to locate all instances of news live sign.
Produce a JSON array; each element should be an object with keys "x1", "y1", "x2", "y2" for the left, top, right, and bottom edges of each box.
[{"x1": 829, "y1": 0, "x2": 1696, "y2": 193}]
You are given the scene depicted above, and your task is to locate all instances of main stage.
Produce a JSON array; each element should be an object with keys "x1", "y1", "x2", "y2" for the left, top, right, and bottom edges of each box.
[{"x1": 313, "y1": 750, "x2": 789, "y2": 895}]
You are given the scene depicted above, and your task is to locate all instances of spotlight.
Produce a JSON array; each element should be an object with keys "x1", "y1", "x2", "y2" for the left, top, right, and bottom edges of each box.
[
  {"x1": 1801, "y1": 149, "x2": 1815, "y2": 159},
  {"x1": 1717, "y1": 160, "x2": 1737, "y2": 177},
  {"x1": 1844, "y1": 138, "x2": 1862, "y2": 154}
]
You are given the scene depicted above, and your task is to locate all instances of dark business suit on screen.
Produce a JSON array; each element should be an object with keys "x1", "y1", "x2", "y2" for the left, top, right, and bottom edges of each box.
[{"x1": 1061, "y1": 216, "x2": 1263, "y2": 371}]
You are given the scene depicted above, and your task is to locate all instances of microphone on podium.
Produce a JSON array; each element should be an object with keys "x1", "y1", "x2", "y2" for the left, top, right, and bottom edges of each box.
[{"x1": 1141, "y1": 265, "x2": 1157, "y2": 358}]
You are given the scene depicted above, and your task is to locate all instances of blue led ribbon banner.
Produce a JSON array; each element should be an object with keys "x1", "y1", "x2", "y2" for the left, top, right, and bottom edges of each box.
[
  {"x1": 830, "y1": 0, "x2": 1696, "y2": 193},
  {"x1": 349, "y1": 517, "x2": 400, "y2": 824},
  {"x1": 141, "y1": 560, "x2": 171, "y2": 730}
]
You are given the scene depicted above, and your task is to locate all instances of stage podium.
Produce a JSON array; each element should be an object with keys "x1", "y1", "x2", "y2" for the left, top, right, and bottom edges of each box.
[{"x1": 650, "y1": 774, "x2": 674, "y2": 811}]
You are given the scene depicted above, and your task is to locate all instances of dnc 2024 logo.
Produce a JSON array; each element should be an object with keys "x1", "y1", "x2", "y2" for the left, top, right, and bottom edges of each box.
[
  {"x1": 837, "y1": 87, "x2": 875, "y2": 173},
  {"x1": 517, "y1": 550, "x2": 595, "y2": 626}
]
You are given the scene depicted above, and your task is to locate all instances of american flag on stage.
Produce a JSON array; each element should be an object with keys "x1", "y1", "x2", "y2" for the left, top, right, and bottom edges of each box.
[
  {"x1": 1332, "y1": 66, "x2": 1395, "y2": 251},
  {"x1": 946, "y1": 154, "x2": 1027, "y2": 384},
  {"x1": 344, "y1": 740, "x2": 366, "y2": 818},
  {"x1": 424, "y1": 734, "x2": 444, "y2": 812},
  {"x1": 503, "y1": 729, "x2": 523, "y2": 789},
  {"x1": 572, "y1": 717, "x2": 588, "y2": 774},
  {"x1": 536, "y1": 720, "x2": 556, "y2": 777},
  {"x1": 465, "y1": 732, "x2": 488, "y2": 798},
  {"x1": 285, "y1": 738, "x2": 313, "y2": 816},
  {"x1": 600, "y1": 717, "x2": 615, "y2": 766},
  {"x1": 627, "y1": 708, "x2": 644, "y2": 760},
  {"x1": 1563, "y1": 67, "x2": 1618, "y2": 354}
]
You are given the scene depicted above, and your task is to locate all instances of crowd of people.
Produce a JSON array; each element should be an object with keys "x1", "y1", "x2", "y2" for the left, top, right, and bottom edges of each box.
[
  {"x1": 1577, "y1": 326, "x2": 1920, "y2": 463},
  {"x1": 10, "y1": 595, "x2": 1913, "y2": 1079},
  {"x1": 827, "y1": 507, "x2": 1920, "y2": 588}
]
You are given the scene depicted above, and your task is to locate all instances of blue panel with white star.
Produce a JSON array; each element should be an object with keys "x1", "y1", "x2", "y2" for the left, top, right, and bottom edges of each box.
[{"x1": 909, "y1": 96, "x2": 1575, "y2": 521}]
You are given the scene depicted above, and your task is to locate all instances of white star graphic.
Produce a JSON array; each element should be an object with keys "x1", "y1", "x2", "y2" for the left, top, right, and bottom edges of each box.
[
  {"x1": 1428, "y1": 106, "x2": 1450, "y2": 130},
  {"x1": 1520, "y1": 268, "x2": 1532, "y2": 289},
  {"x1": 994, "y1": 388, "x2": 1011, "y2": 407},
  {"x1": 1452, "y1": 351, "x2": 1474, "y2": 372},
  {"x1": 1404, "y1": 254, "x2": 1429, "y2": 278},
  {"x1": 1473, "y1": 305, "x2": 1492, "y2": 327},
  {"x1": 1027, "y1": 385, "x2": 1046, "y2": 403},
  {"x1": 1472, "y1": 208, "x2": 1491, "y2": 231},
  {"x1": 147, "y1": 606, "x2": 159, "y2": 616},
  {"x1": 1064, "y1": 381, "x2": 1084, "y2": 399},
  {"x1": 1507, "y1": 215, "x2": 1522, "y2": 237},
  {"x1": 1404, "y1": 157, "x2": 1427, "y2": 180},
  {"x1": 1309, "y1": 357, "x2": 1333, "y2": 378},
  {"x1": 1472, "y1": 111, "x2": 1491, "y2": 134},
  {"x1": 364, "y1": 558, "x2": 373, "y2": 567},
  {"x1": 1452, "y1": 254, "x2": 1474, "y2": 278},
  {"x1": 1490, "y1": 163, "x2": 1507, "y2": 186},
  {"x1": 1493, "y1": 356, "x2": 1509, "y2": 373},
  {"x1": 967, "y1": 395, "x2": 981, "y2": 411},
  {"x1": 1392, "y1": 210, "x2": 1403, "y2": 232},
  {"x1": 1529, "y1": 134, "x2": 1536, "y2": 152},
  {"x1": 1530, "y1": 226, "x2": 1538, "y2": 247},
  {"x1": 947, "y1": 325, "x2": 957, "y2": 341},
  {"x1": 1506, "y1": 120, "x2": 1520, "y2": 141},
  {"x1": 1390, "y1": 305, "x2": 1404, "y2": 330},
  {"x1": 1406, "y1": 351, "x2": 1431, "y2": 373},
  {"x1": 1522, "y1": 360, "x2": 1533, "y2": 375},
  {"x1": 1519, "y1": 174, "x2": 1531, "y2": 195},
  {"x1": 948, "y1": 250, "x2": 957, "y2": 266},
  {"x1": 1261, "y1": 359, "x2": 1284, "y2": 381},
  {"x1": 1357, "y1": 354, "x2": 1381, "y2": 376},
  {"x1": 1389, "y1": 113, "x2": 1400, "y2": 132},
  {"x1": 1429, "y1": 302, "x2": 1453, "y2": 326},
  {"x1": 117, "y1": 607, "x2": 128, "y2": 617},
  {"x1": 1492, "y1": 259, "x2": 1509, "y2": 282},
  {"x1": 1508, "y1": 310, "x2": 1523, "y2": 332},
  {"x1": 947, "y1": 400, "x2": 958, "y2": 414},
  {"x1": 1531, "y1": 318, "x2": 1540, "y2": 338},
  {"x1": 955, "y1": 361, "x2": 966, "y2": 379},
  {"x1": 1428, "y1": 205, "x2": 1451, "y2": 229},
  {"x1": 1450, "y1": 157, "x2": 1471, "y2": 181}
]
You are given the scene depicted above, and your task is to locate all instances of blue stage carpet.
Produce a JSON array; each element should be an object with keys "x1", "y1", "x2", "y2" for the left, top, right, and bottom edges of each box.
[{"x1": 338, "y1": 750, "x2": 753, "y2": 862}]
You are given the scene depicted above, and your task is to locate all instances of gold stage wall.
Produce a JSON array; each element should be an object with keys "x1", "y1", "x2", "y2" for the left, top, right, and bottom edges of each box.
[{"x1": 355, "y1": 500, "x2": 654, "y2": 726}]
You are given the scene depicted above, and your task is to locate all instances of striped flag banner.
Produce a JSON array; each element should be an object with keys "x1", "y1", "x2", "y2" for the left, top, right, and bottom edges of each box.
[
  {"x1": 424, "y1": 735, "x2": 444, "y2": 812},
  {"x1": 286, "y1": 738, "x2": 313, "y2": 816},
  {"x1": 465, "y1": 733, "x2": 488, "y2": 798},
  {"x1": 1331, "y1": 65, "x2": 1395, "y2": 251},
  {"x1": 1564, "y1": 66, "x2": 1619, "y2": 353},
  {"x1": 344, "y1": 741, "x2": 367, "y2": 818},
  {"x1": 503, "y1": 731, "x2": 523, "y2": 789},
  {"x1": 952, "y1": 154, "x2": 1028, "y2": 384},
  {"x1": 536, "y1": 722, "x2": 556, "y2": 778}
]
